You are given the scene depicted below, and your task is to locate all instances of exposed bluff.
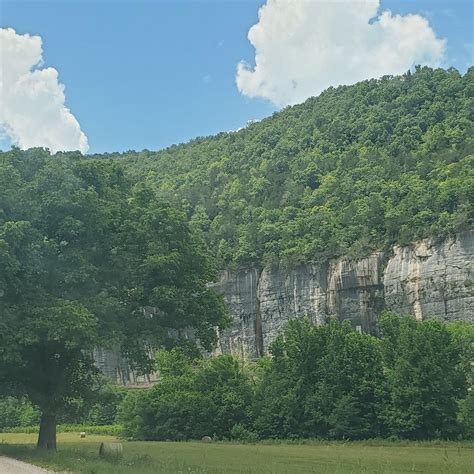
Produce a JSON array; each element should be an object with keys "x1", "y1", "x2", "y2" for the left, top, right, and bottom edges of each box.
[
  {"x1": 214, "y1": 231, "x2": 474, "y2": 359},
  {"x1": 94, "y1": 231, "x2": 473, "y2": 384}
]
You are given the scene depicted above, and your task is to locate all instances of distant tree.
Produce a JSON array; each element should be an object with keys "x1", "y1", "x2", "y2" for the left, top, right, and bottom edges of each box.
[{"x1": 0, "y1": 397, "x2": 40, "y2": 429}]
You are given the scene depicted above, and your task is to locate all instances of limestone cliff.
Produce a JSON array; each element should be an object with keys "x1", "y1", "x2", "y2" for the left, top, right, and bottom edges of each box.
[
  {"x1": 93, "y1": 347, "x2": 159, "y2": 387},
  {"x1": 214, "y1": 231, "x2": 473, "y2": 359},
  {"x1": 96, "y1": 231, "x2": 473, "y2": 382}
]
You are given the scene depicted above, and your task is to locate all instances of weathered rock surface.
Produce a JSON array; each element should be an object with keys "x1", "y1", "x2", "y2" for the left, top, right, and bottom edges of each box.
[
  {"x1": 96, "y1": 231, "x2": 473, "y2": 380},
  {"x1": 383, "y1": 233, "x2": 473, "y2": 322},
  {"x1": 215, "y1": 231, "x2": 473, "y2": 359},
  {"x1": 93, "y1": 347, "x2": 159, "y2": 387}
]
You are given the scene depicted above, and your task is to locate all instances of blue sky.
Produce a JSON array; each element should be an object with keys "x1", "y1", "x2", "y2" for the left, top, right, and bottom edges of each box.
[{"x1": 1, "y1": 0, "x2": 473, "y2": 154}]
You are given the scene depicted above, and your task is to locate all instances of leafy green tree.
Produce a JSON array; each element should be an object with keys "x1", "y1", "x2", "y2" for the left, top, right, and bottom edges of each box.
[
  {"x1": 253, "y1": 319, "x2": 385, "y2": 439},
  {"x1": 0, "y1": 151, "x2": 228, "y2": 449},
  {"x1": 120, "y1": 350, "x2": 253, "y2": 440},
  {"x1": 379, "y1": 313, "x2": 467, "y2": 439}
]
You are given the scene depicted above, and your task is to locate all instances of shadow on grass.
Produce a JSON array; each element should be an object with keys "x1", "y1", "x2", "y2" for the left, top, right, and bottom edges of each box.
[{"x1": 0, "y1": 444, "x2": 155, "y2": 474}]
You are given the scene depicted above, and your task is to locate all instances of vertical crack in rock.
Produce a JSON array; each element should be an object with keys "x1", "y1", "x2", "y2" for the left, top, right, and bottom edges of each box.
[
  {"x1": 413, "y1": 257, "x2": 423, "y2": 321},
  {"x1": 254, "y1": 268, "x2": 264, "y2": 357}
]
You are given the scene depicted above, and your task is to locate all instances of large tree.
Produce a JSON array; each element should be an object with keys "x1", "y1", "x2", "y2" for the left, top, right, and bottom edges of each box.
[{"x1": 0, "y1": 148, "x2": 228, "y2": 449}]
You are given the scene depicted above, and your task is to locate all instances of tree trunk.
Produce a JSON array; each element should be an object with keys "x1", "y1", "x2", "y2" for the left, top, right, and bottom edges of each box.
[{"x1": 37, "y1": 411, "x2": 57, "y2": 450}]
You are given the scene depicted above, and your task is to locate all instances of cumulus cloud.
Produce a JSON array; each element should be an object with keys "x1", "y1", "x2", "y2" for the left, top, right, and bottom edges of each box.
[
  {"x1": 236, "y1": 0, "x2": 446, "y2": 106},
  {"x1": 0, "y1": 28, "x2": 88, "y2": 153}
]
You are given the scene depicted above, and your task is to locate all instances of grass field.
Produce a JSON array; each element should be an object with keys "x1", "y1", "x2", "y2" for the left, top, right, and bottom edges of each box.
[{"x1": 0, "y1": 432, "x2": 473, "y2": 473}]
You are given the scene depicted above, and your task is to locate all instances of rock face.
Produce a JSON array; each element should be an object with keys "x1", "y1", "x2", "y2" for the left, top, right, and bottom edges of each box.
[
  {"x1": 95, "y1": 231, "x2": 473, "y2": 381},
  {"x1": 383, "y1": 234, "x2": 473, "y2": 322},
  {"x1": 93, "y1": 347, "x2": 159, "y2": 387},
  {"x1": 214, "y1": 231, "x2": 473, "y2": 359}
]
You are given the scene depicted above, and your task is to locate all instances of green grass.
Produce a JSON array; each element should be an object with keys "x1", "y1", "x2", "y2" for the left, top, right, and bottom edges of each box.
[{"x1": 0, "y1": 432, "x2": 473, "y2": 473}]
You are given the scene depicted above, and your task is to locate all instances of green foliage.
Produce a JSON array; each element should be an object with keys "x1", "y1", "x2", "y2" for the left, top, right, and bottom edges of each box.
[
  {"x1": 252, "y1": 319, "x2": 385, "y2": 440},
  {"x1": 0, "y1": 397, "x2": 40, "y2": 429},
  {"x1": 0, "y1": 149, "x2": 228, "y2": 443},
  {"x1": 458, "y1": 395, "x2": 474, "y2": 439},
  {"x1": 0, "y1": 384, "x2": 128, "y2": 429},
  {"x1": 2, "y1": 424, "x2": 122, "y2": 436},
  {"x1": 379, "y1": 312, "x2": 467, "y2": 439},
  {"x1": 120, "y1": 352, "x2": 254, "y2": 440},
  {"x1": 110, "y1": 66, "x2": 473, "y2": 266},
  {"x1": 120, "y1": 316, "x2": 472, "y2": 442},
  {"x1": 447, "y1": 321, "x2": 474, "y2": 386},
  {"x1": 230, "y1": 423, "x2": 259, "y2": 443},
  {"x1": 81, "y1": 383, "x2": 128, "y2": 426}
]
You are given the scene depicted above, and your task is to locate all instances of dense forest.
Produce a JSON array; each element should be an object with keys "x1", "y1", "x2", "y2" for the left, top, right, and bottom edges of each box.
[
  {"x1": 3, "y1": 67, "x2": 472, "y2": 269},
  {"x1": 104, "y1": 65, "x2": 473, "y2": 267}
]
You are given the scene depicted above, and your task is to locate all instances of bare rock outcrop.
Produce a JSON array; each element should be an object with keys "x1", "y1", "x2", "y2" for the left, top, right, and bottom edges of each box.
[{"x1": 215, "y1": 231, "x2": 473, "y2": 358}]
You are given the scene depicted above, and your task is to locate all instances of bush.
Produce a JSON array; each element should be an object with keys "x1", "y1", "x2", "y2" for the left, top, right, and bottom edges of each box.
[
  {"x1": 230, "y1": 424, "x2": 259, "y2": 442},
  {"x1": 119, "y1": 350, "x2": 254, "y2": 440}
]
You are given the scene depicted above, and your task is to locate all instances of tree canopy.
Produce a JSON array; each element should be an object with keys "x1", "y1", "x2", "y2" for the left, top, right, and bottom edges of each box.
[
  {"x1": 120, "y1": 315, "x2": 473, "y2": 441},
  {"x1": 0, "y1": 148, "x2": 228, "y2": 448},
  {"x1": 104, "y1": 66, "x2": 473, "y2": 267}
]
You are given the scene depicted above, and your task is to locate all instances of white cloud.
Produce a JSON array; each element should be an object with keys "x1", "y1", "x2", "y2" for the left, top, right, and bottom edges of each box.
[
  {"x1": 236, "y1": 0, "x2": 446, "y2": 106},
  {"x1": 0, "y1": 28, "x2": 88, "y2": 153}
]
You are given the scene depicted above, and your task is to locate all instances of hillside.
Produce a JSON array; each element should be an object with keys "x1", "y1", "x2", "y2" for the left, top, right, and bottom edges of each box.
[
  {"x1": 1, "y1": 67, "x2": 473, "y2": 418},
  {"x1": 106, "y1": 66, "x2": 473, "y2": 267}
]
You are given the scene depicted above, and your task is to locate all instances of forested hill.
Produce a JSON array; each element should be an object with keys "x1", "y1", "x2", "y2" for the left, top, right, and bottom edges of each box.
[{"x1": 10, "y1": 67, "x2": 474, "y2": 267}]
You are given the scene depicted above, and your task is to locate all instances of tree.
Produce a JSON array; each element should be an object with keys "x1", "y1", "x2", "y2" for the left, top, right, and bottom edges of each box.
[
  {"x1": 379, "y1": 312, "x2": 467, "y2": 439},
  {"x1": 0, "y1": 151, "x2": 228, "y2": 449},
  {"x1": 252, "y1": 319, "x2": 385, "y2": 439},
  {"x1": 120, "y1": 350, "x2": 253, "y2": 440}
]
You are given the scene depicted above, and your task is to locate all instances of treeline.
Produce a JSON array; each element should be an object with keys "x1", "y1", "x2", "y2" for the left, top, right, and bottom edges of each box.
[
  {"x1": 1, "y1": 315, "x2": 472, "y2": 440},
  {"x1": 0, "y1": 383, "x2": 126, "y2": 430},
  {"x1": 120, "y1": 314, "x2": 473, "y2": 441},
  {"x1": 110, "y1": 66, "x2": 473, "y2": 266}
]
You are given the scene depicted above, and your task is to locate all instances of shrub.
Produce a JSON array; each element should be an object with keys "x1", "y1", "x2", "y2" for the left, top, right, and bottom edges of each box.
[
  {"x1": 119, "y1": 351, "x2": 254, "y2": 440},
  {"x1": 230, "y1": 424, "x2": 259, "y2": 442}
]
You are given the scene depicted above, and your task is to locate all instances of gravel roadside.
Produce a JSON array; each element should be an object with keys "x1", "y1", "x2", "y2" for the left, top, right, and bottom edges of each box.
[{"x1": 0, "y1": 456, "x2": 54, "y2": 473}]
